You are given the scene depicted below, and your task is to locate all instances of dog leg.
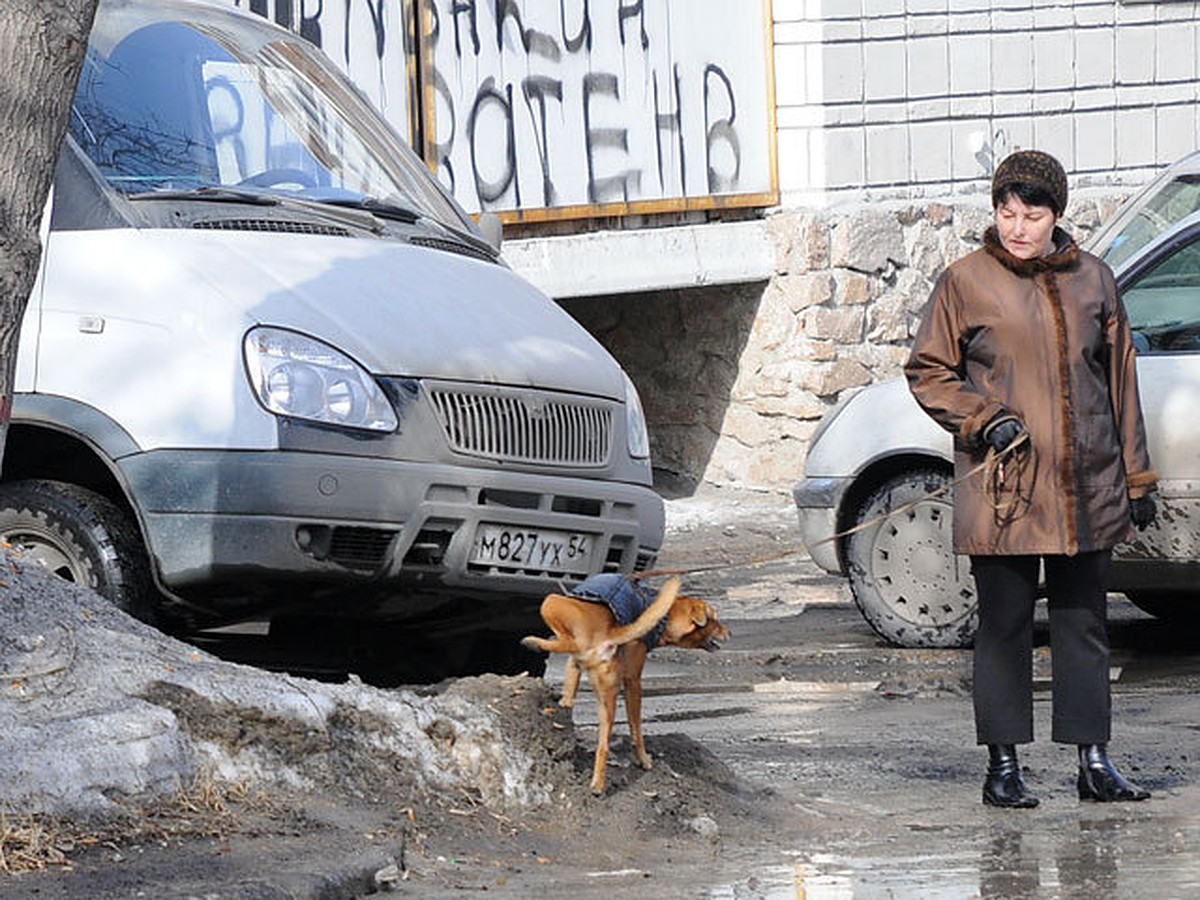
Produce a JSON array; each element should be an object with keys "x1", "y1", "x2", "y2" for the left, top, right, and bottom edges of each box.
[
  {"x1": 560, "y1": 657, "x2": 582, "y2": 708},
  {"x1": 588, "y1": 665, "x2": 620, "y2": 795},
  {"x1": 521, "y1": 634, "x2": 575, "y2": 655},
  {"x1": 623, "y1": 645, "x2": 652, "y2": 770}
]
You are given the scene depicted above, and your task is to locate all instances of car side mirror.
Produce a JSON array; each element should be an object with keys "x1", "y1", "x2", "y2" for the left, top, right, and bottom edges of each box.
[{"x1": 476, "y1": 211, "x2": 503, "y2": 253}]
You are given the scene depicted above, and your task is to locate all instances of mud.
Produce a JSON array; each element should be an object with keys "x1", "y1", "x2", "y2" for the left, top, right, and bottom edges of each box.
[{"x1": 8, "y1": 486, "x2": 1198, "y2": 898}]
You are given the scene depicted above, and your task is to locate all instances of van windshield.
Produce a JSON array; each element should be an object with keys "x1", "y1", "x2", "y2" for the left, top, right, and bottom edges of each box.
[{"x1": 70, "y1": 4, "x2": 469, "y2": 231}]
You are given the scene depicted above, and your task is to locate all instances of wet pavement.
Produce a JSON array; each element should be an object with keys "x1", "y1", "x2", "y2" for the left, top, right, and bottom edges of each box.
[
  {"x1": 544, "y1": 534, "x2": 1200, "y2": 899},
  {"x1": 181, "y1": 489, "x2": 1200, "y2": 898}
]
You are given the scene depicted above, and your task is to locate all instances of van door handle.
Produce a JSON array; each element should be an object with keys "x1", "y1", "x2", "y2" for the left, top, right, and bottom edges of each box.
[{"x1": 77, "y1": 316, "x2": 105, "y2": 334}]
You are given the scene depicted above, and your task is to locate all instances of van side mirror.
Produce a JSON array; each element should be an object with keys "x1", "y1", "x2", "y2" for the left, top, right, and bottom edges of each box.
[{"x1": 476, "y1": 211, "x2": 503, "y2": 253}]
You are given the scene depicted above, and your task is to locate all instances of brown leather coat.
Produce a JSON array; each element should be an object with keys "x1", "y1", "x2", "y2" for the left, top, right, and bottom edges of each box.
[{"x1": 905, "y1": 227, "x2": 1157, "y2": 556}]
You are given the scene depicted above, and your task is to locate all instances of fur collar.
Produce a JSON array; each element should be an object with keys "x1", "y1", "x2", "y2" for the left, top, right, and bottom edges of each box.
[{"x1": 983, "y1": 225, "x2": 1078, "y2": 276}]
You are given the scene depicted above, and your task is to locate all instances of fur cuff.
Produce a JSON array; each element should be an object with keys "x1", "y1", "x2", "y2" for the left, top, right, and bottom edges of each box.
[{"x1": 1127, "y1": 469, "x2": 1159, "y2": 497}]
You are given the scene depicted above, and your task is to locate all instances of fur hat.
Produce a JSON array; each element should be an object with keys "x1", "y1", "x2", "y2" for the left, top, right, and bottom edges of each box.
[{"x1": 992, "y1": 150, "x2": 1068, "y2": 216}]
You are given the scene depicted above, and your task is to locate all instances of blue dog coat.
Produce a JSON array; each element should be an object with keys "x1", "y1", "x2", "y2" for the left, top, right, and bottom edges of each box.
[{"x1": 568, "y1": 573, "x2": 667, "y2": 649}]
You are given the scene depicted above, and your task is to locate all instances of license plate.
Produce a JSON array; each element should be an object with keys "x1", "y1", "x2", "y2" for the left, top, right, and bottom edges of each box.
[{"x1": 470, "y1": 524, "x2": 592, "y2": 574}]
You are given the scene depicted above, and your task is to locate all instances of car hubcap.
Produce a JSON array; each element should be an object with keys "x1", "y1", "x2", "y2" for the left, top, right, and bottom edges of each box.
[{"x1": 869, "y1": 499, "x2": 975, "y2": 627}]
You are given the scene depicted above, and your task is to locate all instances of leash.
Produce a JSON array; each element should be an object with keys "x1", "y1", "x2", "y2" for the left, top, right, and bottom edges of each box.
[
  {"x1": 807, "y1": 429, "x2": 1032, "y2": 549},
  {"x1": 630, "y1": 431, "x2": 1032, "y2": 581}
]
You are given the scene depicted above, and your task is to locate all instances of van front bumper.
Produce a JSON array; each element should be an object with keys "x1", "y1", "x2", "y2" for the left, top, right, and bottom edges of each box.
[{"x1": 120, "y1": 449, "x2": 664, "y2": 612}]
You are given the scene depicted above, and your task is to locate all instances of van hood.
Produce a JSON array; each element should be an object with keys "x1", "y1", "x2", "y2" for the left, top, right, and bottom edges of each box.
[{"x1": 194, "y1": 230, "x2": 628, "y2": 400}]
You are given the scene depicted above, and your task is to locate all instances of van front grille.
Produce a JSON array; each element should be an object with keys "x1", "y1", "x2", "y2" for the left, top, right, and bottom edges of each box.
[{"x1": 427, "y1": 387, "x2": 613, "y2": 467}]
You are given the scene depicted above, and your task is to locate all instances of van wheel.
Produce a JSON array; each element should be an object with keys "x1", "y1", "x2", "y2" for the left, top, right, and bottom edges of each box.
[
  {"x1": 846, "y1": 467, "x2": 978, "y2": 649},
  {"x1": 0, "y1": 479, "x2": 157, "y2": 623}
]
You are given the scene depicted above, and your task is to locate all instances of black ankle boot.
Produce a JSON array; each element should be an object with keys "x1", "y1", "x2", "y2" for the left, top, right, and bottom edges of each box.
[
  {"x1": 1077, "y1": 744, "x2": 1150, "y2": 802},
  {"x1": 983, "y1": 744, "x2": 1039, "y2": 808}
]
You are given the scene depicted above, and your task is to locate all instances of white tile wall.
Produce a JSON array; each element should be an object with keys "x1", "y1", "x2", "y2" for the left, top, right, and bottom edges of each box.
[
  {"x1": 907, "y1": 35, "x2": 950, "y2": 97},
  {"x1": 1074, "y1": 30, "x2": 1114, "y2": 88},
  {"x1": 824, "y1": 127, "x2": 866, "y2": 186},
  {"x1": 863, "y1": 39, "x2": 907, "y2": 101},
  {"x1": 774, "y1": 0, "x2": 1200, "y2": 207},
  {"x1": 948, "y1": 33, "x2": 991, "y2": 95},
  {"x1": 1116, "y1": 25, "x2": 1156, "y2": 85},
  {"x1": 1075, "y1": 109, "x2": 1116, "y2": 173},
  {"x1": 1116, "y1": 107, "x2": 1158, "y2": 170},
  {"x1": 989, "y1": 33, "x2": 1033, "y2": 94},
  {"x1": 1032, "y1": 30, "x2": 1074, "y2": 91},
  {"x1": 1157, "y1": 25, "x2": 1197, "y2": 83},
  {"x1": 1157, "y1": 105, "x2": 1198, "y2": 163},
  {"x1": 866, "y1": 124, "x2": 910, "y2": 184}
]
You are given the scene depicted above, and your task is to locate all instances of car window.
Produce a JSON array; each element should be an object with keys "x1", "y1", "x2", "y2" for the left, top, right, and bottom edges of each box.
[
  {"x1": 1102, "y1": 174, "x2": 1200, "y2": 270},
  {"x1": 1122, "y1": 235, "x2": 1200, "y2": 353}
]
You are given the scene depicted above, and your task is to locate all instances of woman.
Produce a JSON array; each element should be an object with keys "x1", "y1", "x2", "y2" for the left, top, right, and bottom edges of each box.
[{"x1": 905, "y1": 150, "x2": 1158, "y2": 808}]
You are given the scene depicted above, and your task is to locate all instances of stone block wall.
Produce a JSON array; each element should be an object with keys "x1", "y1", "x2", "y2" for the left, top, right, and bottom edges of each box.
[{"x1": 564, "y1": 190, "x2": 1128, "y2": 495}]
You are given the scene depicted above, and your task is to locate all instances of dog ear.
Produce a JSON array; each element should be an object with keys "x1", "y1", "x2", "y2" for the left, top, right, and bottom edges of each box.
[{"x1": 689, "y1": 600, "x2": 710, "y2": 627}]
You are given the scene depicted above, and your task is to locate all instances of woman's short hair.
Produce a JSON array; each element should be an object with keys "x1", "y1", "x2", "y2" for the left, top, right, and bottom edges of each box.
[{"x1": 992, "y1": 181, "x2": 1060, "y2": 214}]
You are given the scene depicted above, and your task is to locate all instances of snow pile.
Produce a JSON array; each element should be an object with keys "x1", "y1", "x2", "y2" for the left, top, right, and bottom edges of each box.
[{"x1": 0, "y1": 550, "x2": 563, "y2": 817}]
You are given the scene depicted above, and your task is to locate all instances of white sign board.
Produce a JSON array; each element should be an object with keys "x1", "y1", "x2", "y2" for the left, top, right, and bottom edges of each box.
[{"x1": 424, "y1": 0, "x2": 776, "y2": 218}]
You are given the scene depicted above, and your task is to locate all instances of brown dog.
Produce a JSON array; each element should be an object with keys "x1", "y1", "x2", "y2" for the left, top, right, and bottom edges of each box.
[{"x1": 522, "y1": 575, "x2": 730, "y2": 794}]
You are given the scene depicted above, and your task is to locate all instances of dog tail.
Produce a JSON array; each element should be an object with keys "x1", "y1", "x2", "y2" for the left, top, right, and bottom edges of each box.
[{"x1": 605, "y1": 575, "x2": 681, "y2": 647}]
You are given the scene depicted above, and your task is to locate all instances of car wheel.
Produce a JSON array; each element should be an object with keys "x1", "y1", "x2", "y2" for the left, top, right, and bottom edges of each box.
[
  {"x1": 846, "y1": 467, "x2": 978, "y2": 648},
  {"x1": 0, "y1": 479, "x2": 157, "y2": 623},
  {"x1": 1124, "y1": 590, "x2": 1200, "y2": 624}
]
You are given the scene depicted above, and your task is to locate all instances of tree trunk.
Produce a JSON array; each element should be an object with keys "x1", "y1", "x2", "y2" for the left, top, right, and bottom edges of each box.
[{"x1": 0, "y1": 2, "x2": 98, "y2": 462}]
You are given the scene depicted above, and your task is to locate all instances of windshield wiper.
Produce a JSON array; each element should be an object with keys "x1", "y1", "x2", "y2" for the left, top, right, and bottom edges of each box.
[
  {"x1": 128, "y1": 186, "x2": 280, "y2": 206},
  {"x1": 320, "y1": 197, "x2": 422, "y2": 224}
]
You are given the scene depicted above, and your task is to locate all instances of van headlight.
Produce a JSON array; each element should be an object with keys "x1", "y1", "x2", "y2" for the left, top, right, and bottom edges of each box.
[
  {"x1": 244, "y1": 327, "x2": 398, "y2": 432},
  {"x1": 624, "y1": 373, "x2": 651, "y2": 459}
]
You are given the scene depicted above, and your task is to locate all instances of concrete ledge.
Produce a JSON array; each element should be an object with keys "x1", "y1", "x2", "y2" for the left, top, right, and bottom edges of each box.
[{"x1": 502, "y1": 219, "x2": 775, "y2": 299}]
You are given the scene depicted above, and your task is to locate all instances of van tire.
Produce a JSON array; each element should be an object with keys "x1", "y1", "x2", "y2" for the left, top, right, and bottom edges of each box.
[{"x1": 0, "y1": 479, "x2": 157, "y2": 624}]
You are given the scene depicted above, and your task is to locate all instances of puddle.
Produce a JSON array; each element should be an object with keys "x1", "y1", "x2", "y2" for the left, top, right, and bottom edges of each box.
[
  {"x1": 708, "y1": 853, "x2": 986, "y2": 899},
  {"x1": 709, "y1": 819, "x2": 1200, "y2": 899}
]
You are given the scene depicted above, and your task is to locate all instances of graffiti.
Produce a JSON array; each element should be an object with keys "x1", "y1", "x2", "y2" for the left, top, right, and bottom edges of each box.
[
  {"x1": 231, "y1": 0, "x2": 410, "y2": 143},
  {"x1": 704, "y1": 64, "x2": 738, "y2": 193},
  {"x1": 430, "y1": 0, "x2": 773, "y2": 214},
  {"x1": 232, "y1": 0, "x2": 773, "y2": 217}
]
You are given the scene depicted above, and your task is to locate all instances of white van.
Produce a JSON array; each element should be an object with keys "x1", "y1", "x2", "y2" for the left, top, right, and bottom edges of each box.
[{"x1": 1, "y1": 0, "x2": 663, "y2": 643}]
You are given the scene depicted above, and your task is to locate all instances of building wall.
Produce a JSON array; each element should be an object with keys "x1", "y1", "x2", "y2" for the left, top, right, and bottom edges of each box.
[
  {"x1": 563, "y1": 190, "x2": 1129, "y2": 494},
  {"x1": 772, "y1": 0, "x2": 1200, "y2": 207}
]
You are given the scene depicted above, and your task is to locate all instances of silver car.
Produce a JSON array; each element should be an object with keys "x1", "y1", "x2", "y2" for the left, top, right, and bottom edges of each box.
[{"x1": 795, "y1": 151, "x2": 1200, "y2": 648}]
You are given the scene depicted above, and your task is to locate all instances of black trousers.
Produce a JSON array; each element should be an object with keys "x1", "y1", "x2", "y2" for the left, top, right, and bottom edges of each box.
[{"x1": 970, "y1": 551, "x2": 1112, "y2": 746}]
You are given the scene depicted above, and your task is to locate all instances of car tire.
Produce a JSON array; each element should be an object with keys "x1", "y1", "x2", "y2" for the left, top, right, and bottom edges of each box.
[
  {"x1": 1124, "y1": 590, "x2": 1200, "y2": 624},
  {"x1": 846, "y1": 467, "x2": 978, "y2": 648},
  {"x1": 0, "y1": 479, "x2": 157, "y2": 623}
]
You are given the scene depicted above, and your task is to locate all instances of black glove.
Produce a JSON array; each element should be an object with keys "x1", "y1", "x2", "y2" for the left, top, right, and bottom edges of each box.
[
  {"x1": 984, "y1": 417, "x2": 1025, "y2": 453},
  {"x1": 1130, "y1": 495, "x2": 1157, "y2": 530}
]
